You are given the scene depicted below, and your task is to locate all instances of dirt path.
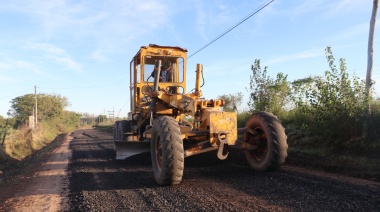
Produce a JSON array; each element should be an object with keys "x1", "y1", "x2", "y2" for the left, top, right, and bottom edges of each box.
[{"x1": 0, "y1": 133, "x2": 72, "y2": 211}]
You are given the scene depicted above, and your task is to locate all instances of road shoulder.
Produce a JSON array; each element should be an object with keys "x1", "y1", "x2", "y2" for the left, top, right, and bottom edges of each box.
[{"x1": 0, "y1": 133, "x2": 73, "y2": 211}]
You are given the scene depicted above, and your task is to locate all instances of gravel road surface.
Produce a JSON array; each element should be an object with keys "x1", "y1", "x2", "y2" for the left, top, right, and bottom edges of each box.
[{"x1": 67, "y1": 129, "x2": 380, "y2": 211}]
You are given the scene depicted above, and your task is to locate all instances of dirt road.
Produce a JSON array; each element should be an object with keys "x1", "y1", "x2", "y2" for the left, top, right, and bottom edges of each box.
[
  {"x1": 0, "y1": 133, "x2": 72, "y2": 211},
  {"x1": 1, "y1": 128, "x2": 380, "y2": 211}
]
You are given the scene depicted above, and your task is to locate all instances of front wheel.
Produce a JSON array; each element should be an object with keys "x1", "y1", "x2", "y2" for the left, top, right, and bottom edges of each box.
[
  {"x1": 151, "y1": 116, "x2": 184, "y2": 186},
  {"x1": 243, "y1": 112, "x2": 288, "y2": 171}
]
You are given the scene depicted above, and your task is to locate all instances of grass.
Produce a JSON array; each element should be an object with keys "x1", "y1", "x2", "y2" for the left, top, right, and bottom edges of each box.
[
  {"x1": 94, "y1": 124, "x2": 114, "y2": 134},
  {"x1": 0, "y1": 132, "x2": 67, "y2": 189},
  {"x1": 0, "y1": 119, "x2": 81, "y2": 182},
  {"x1": 285, "y1": 123, "x2": 380, "y2": 180},
  {"x1": 1, "y1": 120, "x2": 78, "y2": 161}
]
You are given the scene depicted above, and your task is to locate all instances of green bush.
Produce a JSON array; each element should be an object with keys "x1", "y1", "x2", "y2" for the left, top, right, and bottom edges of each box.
[
  {"x1": 9, "y1": 93, "x2": 69, "y2": 128},
  {"x1": 290, "y1": 47, "x2": 368, "y2": 142},
  {"x1": 2, "y1": 110, "x2": 80, "y2": 160},
  {"x1": 368, "y1": 100, "x2": 380, "y2": 141},
  {"x1": 247, "y1": 59, "x2": 291, "y2": 117},
  {"x1": 237, "y1": 111, "x2": 251, "y2": 128}
]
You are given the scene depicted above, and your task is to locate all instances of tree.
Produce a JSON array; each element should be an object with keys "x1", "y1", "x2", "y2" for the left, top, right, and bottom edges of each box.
[
  {"x1": 363, "y1": 0, "x2": 379, "y2": 140},
  {"x1": 292, "y1": 47, "x2": 367, "y2": 141},
  {"x1": 79, "y1": 113, "x2": 96, "y2": 125},
  {"x1": 247, "y1": 59, "x2": 271, "y2": 112},
  {"x1": 58, "y1": 111, "x2": 80, "y2": 129},
  {"x1": 10, "y1": 93, "x2": 69, "y2": 128},
  {"x1": 0, "y1": 115, "x2": 5, "y2": 127},
  {"x1": 96, "y1": 115, "x2": 108, "y2": 124},
  {"x1": 269, "y1": 72, "x2": 291, "y2": 115},
  {"x1": 247, "y1": 59, "x2": 290, "y2": 116},
  {"x1": 10, "y1": 94, "x2": 35, "y2": 127},
  {"x1": 218, "y1": 92, "x2": 243, "y2": 113}
]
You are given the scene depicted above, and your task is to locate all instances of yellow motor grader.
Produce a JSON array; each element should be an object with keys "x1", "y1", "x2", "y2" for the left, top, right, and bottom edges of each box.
[{"x1": 114, "y1": 44, "x2": 288, "y2": 186}]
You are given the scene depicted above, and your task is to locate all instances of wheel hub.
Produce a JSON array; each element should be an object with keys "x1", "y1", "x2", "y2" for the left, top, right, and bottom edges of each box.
[{"x1": 245, "y1": 127, "x2": 268, "y2": 161}]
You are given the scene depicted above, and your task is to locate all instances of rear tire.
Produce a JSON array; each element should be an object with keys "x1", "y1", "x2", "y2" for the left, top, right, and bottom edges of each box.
[
  {"x1": 151, "y1": 116, "x2": 184, "y2": 186},
  {"x1": 244, "y1": 112, "x2": 288, "y2": 171}
]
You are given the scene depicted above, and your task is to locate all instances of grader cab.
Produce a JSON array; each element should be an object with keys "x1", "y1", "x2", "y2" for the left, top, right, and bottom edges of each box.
[{"x1": 114, "y1": 44, "x2": 288, "y2": 186}]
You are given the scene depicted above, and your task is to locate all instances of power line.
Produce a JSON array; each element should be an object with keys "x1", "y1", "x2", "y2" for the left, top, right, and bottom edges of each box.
[
  {"x1": 0, "y1": 84, "x2": 124, "y2": 100},
  {"x1": 39, "y1": 84, "x2": 125, "y2": 90},
  {"x1": 0, "y1": 88, "x2": 34, "y2": 100},
  {"x1": 187, "y1": 0, "x2": 275, "y2": 59},
  {"x1": 116, "y1": 101, "x2": 129, "y2": 118}
]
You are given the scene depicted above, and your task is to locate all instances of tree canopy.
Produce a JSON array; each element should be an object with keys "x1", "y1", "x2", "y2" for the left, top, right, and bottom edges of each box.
[
  {"x1": 218, "y1": 92, "x2": 243, "y2": 113},
  {"x1": 10, "y1": 93, "x2": 69, "y2": 128},
  {"x1": 247, "y1": 59, "x2": 290, "y2": 117}
]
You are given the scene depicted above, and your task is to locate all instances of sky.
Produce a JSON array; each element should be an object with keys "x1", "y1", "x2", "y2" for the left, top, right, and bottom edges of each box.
[{"x1": 0, "y1": 0, "x2": 379, "y2": 118}]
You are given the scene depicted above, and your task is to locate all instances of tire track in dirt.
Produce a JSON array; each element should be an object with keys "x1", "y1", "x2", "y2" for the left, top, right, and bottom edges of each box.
[{"x1": 0, "y1": 133, "x2": 72, "y2": 211}]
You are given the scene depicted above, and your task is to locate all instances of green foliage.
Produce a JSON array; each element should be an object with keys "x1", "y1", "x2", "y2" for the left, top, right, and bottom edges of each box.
[
  {"x1": 2, "y1": 92, "x2": 79, "y2": 160},
  {"x1": 233, "y1": 46, "x2": 380, "y2": 172},
  {"x1": 5, "y1": 118, "x2": 15, "y2": 129},
  {"x1": 218, "y1": 92, "x2": 243, "y2": 113},
  {"x1": 9, "y1": 93, "x2": 69, "y2": 128},
  {"x1": 95, "y1": 124, "x2": 114, "y2": 133},
  {"x1": 246, "y1": 46, "x2": 379, "y2": 147},
  {"x1": 248, "y1": 59, "x2": 270, "y2": 112},
  {"x1": 96, "y1": 115, "x2": 108, "y2": 124},
  {"x1": 79, "y1": 113, "x2": 96, "y2": 126},
  {"x1": 54, "y1": 111, "x2": 81, "y2": 131},
  {"x1": 2, "y1": 111, "x2": 79, "y2": 160},
  {"x1": 368, "y1": 99, "x2": 380, "y2": 141},
  {"x1": 10, "y1": 94, "x2": 35, "y2": 127},
  {"x1": 247, "y1": 59, "x2": 291, "y2": 117},
  {"x1": 292, "y1": 47, "x2": 368, "y2": 141},
  {"x1": 0, "y1": 115, "x2": 5, "y2": 127},
  {"x1": 237, "y1": 111, "x2": 251, "y2": 128},
  {"x1": 270, "y1": 72, "x2": 292, "y2": 117},
  {"x1": 37, "y1": 94, "x2": 69, "y2": 120}
]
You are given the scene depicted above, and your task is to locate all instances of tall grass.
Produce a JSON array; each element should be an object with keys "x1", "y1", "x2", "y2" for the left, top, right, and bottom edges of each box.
[{"x1": 2, "y1": 118, "x2": 78, "y2": 161}]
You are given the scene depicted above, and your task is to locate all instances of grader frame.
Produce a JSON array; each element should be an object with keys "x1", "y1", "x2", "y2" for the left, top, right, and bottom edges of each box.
[{"x1": 113, "y1": 44, "x2": 288, "y2": 186}]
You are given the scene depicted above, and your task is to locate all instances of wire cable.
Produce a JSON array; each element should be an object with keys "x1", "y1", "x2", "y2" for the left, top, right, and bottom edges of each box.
[
  {"x1": 39, "y1": 84, "x2": 124, "y2": 90},
  {"x1": 187, "y1": 0, "x2": 275, "y2": 59},
  {"x1": 0, "y1": 87, "x2": 34, "y2": 100}
]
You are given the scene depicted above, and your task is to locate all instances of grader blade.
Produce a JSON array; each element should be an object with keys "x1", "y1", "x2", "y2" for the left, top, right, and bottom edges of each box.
[{"x1": 114, "y1": 141, "x2": 150, "y2": 160}]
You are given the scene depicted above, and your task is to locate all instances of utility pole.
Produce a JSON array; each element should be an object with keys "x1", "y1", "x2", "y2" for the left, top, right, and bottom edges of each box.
[
  {"x1": 363, "y1": 0, "x2": 378, "y2": 141},
  {"x1": 107, "y1": 107, "x2": 115, "y2": 122},
  {"x1": 35, "y1": 85, "x2": 38, "y2": 127}
]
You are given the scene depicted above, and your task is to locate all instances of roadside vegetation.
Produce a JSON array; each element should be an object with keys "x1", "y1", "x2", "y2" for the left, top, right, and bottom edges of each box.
[
  {"x1": 94, "y1": 123, "x2": 114, "y2": 134},
  {"x1": 0, "y1": 94, "x2": 80, "y2": 163},
  {"x1": 220, "y1": 47, "x2": 380, "y2": 177}
]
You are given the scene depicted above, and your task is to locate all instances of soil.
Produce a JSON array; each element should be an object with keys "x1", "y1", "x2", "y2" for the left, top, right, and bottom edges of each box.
[
  {"x1": 0, "y1": 128, "x2": 379, "y2": 211},
  {"x1": 0, "y1": 133, "x2": 72, "y2": 211},
  {"x1": 286, "y1": 151, "x2": 380, "y2": 181}
]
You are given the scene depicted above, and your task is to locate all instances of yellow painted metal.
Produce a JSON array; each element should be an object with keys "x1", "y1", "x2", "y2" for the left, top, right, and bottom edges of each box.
[
  {"x1": 130, "y1": 44, "x2": 188, "y2": 114},
  {"x1": 209, "y1": 111, "x2": 237, "y2": 145},
  {"x1": 194, "y1": 64, "x2": 203, "y2": 97},
  {"x1": 119, "y1": 44, "x2": 244, "y2": 161}
]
